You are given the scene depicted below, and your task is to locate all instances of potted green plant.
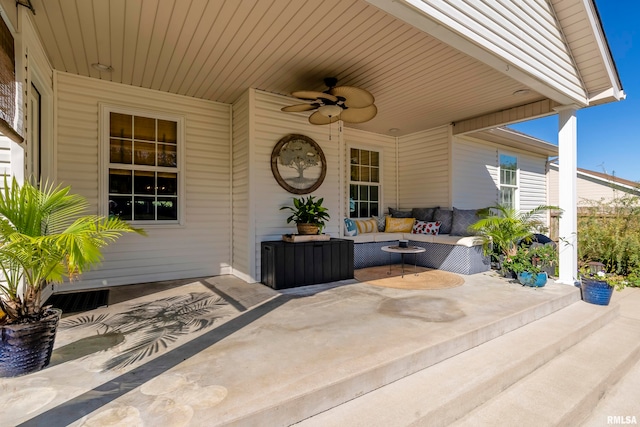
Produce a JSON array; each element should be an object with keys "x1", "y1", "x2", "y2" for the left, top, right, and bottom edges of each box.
[
  {"x1": 502, "y1": 244, "x2": 557, "y2": 287},
  {"x1": 469, "y1": 204, "x2": 559, "y2": 270},
  {"x1": 280, "y1": 196, "x2": 330, "y2": 235},
  {"x1": 579, "y1": 263, "x2": 628, "y2": 306},
  {"x1": 0, "y1": 177, "x2": 145, "y2": 377}
]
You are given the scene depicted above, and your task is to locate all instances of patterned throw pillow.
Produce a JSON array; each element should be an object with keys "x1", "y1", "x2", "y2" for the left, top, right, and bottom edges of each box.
[
  {"x1": 372, "y1": 215, "x2": 388, "y2": 232},
  {"x1": 388, "y1": 207, "x2": 412, "y2": 218},
  {"x1": 344, "y1": 218, "x2": 358, "y2": 236},
  {"x1": 355, "y1": 218, "x2": 378, "y2": 234},
  {"x1": 412, "y1": 220, "x2": 442, "y2": 235},
  {"x1": 434, "y1": 208, "x2": 453, "y2": 234},
  {"x1": 450, "y1": 207, "x2": 481, "y2": 236},
  {"x1": 385, "y1": 217, "x2": 415, "y2": 233},
  {"x1": 411, "y1": 207, "x2": 438, "y2": 222}
]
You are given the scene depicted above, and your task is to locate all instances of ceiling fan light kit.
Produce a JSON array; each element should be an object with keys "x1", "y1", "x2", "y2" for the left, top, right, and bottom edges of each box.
[{"x1": 281, "y1": 77, "x2": 377, "y2": 126}]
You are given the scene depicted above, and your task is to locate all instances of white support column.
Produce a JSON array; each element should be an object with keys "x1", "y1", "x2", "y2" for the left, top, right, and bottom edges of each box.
[{"x1": 556, "y1": 106, "x2": 578, "y2": 285}]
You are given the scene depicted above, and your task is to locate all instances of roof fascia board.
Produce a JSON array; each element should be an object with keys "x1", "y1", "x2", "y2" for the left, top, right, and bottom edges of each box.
[
  {"x1": 581, "y1": 0, "x2": 625, "y2": 101},
  {"x1": 365, "y1": 0, "x2": 585, "y2": 106}
]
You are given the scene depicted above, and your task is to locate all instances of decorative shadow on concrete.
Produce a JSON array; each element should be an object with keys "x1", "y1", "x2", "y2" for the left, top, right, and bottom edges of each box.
[
  {"x1": 19, "y1": 295, "x2": 290, "y2": 427},
  {"x1": 58, "y1": 292, "x2": 228, "y2": 371}
]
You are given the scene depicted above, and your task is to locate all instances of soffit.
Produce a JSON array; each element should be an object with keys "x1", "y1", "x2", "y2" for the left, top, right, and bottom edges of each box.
[{"x1": 29, "y1": 0, "x2": 547, "y2": 136}]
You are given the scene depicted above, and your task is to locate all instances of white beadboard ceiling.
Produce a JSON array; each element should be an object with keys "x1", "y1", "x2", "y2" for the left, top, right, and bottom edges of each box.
[{"x1": 29, "y1": 0, "x2": 584, "y2": 136}]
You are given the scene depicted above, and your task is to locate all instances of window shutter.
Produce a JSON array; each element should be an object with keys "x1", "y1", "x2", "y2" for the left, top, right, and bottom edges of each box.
[{"x1": 0, "y1": 16, "x2": 23, "y2": 143}]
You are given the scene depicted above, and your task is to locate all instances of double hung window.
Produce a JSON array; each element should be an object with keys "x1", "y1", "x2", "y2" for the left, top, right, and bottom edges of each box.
[
  {"x1": 498, "y1": 153, "x2": 518, "y2": 209},
  {"x1": 105, "y1": 108, "x2": 182, "y2": 223},
  {"x1": 349, "y1": 148, "x2": 381, "y2": 218}
]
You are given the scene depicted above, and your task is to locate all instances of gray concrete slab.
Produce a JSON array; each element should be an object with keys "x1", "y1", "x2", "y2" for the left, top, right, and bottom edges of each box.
[{"x1": 0, "y1": 272, "x2": 580, "y2": 426}]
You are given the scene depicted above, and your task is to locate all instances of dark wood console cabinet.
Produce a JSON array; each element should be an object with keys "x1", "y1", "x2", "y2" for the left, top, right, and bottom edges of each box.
[{"x1": 261, "y1": 239, "x2": 354, "y2": 289}]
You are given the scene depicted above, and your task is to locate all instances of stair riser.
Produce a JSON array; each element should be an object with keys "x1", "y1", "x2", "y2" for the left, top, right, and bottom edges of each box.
[{"x1": 232, "y1": 290, "x2": 581, "y2": 426}]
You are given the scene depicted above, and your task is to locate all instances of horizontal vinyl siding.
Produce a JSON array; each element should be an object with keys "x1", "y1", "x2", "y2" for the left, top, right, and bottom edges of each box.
[
  {"x1": 452, "y1": 137, "x2": 498, "y2": 209},
  {"x1": 397, "y1": 126, "x2": 449, "y2": 208},
  {"x1": 0, "y1": 136, "x2": 11, "y2": 176},
  {"x1": 519, "y1": 153, "x2": 548, "y2": 213},
  {"x1": 232, "y1": 90, "x2": 251, "y2": 280},
  {"x1": 54, "y1": 72, "x2": 231, "y2": 291},
  {"x1": 410, "y1": 0, "x2": 585, "y2": 102}
]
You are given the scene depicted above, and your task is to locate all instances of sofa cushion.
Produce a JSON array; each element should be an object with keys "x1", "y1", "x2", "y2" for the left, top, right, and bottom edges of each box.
[
  {"x1": 385, "y1": 217, "x2": 415, "y2": 233},
  {"x1": 411, "y1": 207, "x2": 438, "y2": 222},
  {"x1": 376, "y1": 232, "x2": 404, "y2": 242},
  {"x1": 372, "y1": 215, "x2": 388, "y2": 232},
  {"x1": 343, "y1": 218, "x2": 358, "y2": 236},
  {"x1": 451, "y1": 207, "x2": 480, "y2": 236},
  {"x1": 388, "y1": 207, "x2": 412, "y2": 218},
  {"x1": 355, "y1": 218, "x2": 378, "y2": 234},
  {"x1": 431, "y1": 234, "x2": 484, "y2": 247},
  {"x1": 412, "y1": 220, "x2": 441, "y2": 235},
  {"x1": 343, "y1": 232, "x2": 404, "y2": 243},
  {"x1": 406, "y1": 233, "x2": 434, "y2": 243},
  {"x1": 433, "y1": 208, "x2": 453, "y2": 234}
]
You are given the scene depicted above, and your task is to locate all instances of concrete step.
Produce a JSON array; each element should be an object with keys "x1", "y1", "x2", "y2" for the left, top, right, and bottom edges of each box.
[
  {"x1": 453, "y1": 315, "x2": 640, "y2": 427},
  {"x1": 295, "y1": 300, "x2": 620, "y2": 427}
]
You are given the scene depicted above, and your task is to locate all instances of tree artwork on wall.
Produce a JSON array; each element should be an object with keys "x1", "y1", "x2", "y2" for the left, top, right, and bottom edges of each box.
[{"x1": 271, "y1": 134, "x2": 327, "y2": 194}]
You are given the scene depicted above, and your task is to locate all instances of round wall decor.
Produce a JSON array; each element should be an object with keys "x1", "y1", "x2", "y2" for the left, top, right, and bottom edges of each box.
[{"x1": 271, "y1": 134, "x2": 326, "y2": 194}]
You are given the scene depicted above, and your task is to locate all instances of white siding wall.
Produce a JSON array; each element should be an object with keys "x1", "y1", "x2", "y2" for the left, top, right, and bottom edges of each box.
[
  {"x1": 410, "y1": 0, "x2": 585, "y2": 103},
  {"x1": 248, "y1": 90, "x2": 395, "y2": 282},
  {"x1": 397, "y1": 125, "x2": 450, "y2": 208},
  {"x1": 54, "y1": 72, "x2": 232, "y2": 291},
  {"x1": 231, "y1": 90, "x2": 252, "y2": 282},
  {"x1": 453, "y1": 135, "x2": 548, "y2": 214},
  {"x1": 0, "y1": 135, "x2": 11, "y2": 176},
  {"x1": 452, "y1": 137, "x2": 498, "y2": 209}
]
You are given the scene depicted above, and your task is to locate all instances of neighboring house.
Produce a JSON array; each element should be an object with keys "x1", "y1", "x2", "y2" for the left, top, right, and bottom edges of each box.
[
  {"x1": 0, "y1": 0, "x2": 624, "y2": 290},
  {"x1": 548, "y1": 163, "x2": 640, "y2": 207}
]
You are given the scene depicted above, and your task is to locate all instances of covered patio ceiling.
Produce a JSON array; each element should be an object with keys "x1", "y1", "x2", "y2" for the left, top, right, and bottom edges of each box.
[{"x1": 26, "y1": 0, "x2": 619, "y2": 136}]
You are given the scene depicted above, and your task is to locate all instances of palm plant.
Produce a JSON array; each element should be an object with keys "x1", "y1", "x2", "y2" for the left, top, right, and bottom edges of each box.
[
  {"x1": 469, "y1": 204, "x2": 558, "y2": 259},
  {"x1": 0, "y1": 177, "x2": 144, "y2": 324}
]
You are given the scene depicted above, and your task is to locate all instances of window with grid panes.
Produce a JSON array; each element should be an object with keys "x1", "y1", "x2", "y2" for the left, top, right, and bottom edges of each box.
[
  {"x1": 498, "y1": 154, "x2": 518, "y2": 209},
  {"x1": 106, "y1": 110, "x2": 180, "y2": 223},
  {"x1": 349, "y1": 148, "x2": 381, "y2": 218}
]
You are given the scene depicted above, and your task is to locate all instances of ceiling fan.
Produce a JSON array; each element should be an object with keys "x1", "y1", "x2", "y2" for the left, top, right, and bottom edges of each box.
[{"x1": 281, "y1": 77, "x2": 377, "y2": 125}]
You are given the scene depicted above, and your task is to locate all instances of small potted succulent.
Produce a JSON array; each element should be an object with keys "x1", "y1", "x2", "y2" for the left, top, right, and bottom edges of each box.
[{"x1": 280, "y1": 196, "x2": 330, "y2": 235}]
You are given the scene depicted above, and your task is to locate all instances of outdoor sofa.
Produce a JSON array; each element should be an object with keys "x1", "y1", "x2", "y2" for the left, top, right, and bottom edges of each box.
[{"x1": 342, "y1": 207, "x2": 490, "y2": 275}]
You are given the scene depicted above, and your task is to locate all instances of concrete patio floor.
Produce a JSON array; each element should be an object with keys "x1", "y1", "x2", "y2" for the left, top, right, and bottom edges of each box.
[{"x1": 0, "y1": 271, "x2": 636, "y2": 426}]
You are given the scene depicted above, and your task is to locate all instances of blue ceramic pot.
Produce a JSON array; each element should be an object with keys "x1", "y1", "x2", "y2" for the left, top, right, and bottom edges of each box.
[
  {"x1": 517, "y1": 271, "x2": 548, "y2": 287},
  {"x1": 581, "y1": 279, "x2": 613, "y2": 305}
]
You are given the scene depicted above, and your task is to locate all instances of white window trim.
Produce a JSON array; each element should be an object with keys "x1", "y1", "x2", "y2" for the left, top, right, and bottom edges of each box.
[
  {"x1": 347, "y1": 144, "x2": 383, "y2": 219},
  {"x1": 99, "y1": 103, "x2": 186, "y2": 226},
  {"x1": 498, "y1": 151, "x2": 519, "y2": 210}
]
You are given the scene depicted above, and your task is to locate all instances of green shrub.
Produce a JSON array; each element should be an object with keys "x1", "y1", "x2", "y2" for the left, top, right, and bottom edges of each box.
[{"x1": 578, "y1": 193, "x2": 640, "y2": 286}]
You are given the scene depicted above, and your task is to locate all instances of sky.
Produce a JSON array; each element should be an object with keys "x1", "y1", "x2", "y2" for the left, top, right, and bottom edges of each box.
[{"x1": 509, "y1": 0, "x2": 639, "y2": 182}]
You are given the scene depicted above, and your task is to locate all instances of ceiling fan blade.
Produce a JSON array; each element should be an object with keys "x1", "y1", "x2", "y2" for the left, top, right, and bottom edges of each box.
[
  {"x1": 330, "y1": 86, "x2": 375, "y2": 108},
  {"x1": 340, "y1": 104, "x2": 377, "y2": 124},
  {"x1": 292, "y1": 90, "x2": 338, "y2": 103},
  {"x1": 308, "y1": 111, "x2": 340, "y2": 125},
  {"x1": 281, "y1": 103, "x2": 318, "y2": 112}
]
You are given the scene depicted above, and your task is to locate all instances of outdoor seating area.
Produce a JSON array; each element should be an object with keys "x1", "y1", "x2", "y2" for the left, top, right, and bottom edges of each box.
[{"x1": 4, "y1": 272, "x2": 637, "y2": 426}]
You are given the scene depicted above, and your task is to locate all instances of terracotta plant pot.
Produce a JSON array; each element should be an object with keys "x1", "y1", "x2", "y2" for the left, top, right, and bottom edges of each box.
[
  {"x1": 0, "y1": 308, "x2": 62, "y2": 377},
  {"x1": 297, "y1": 223, "x2": 319, "y2": 235}
]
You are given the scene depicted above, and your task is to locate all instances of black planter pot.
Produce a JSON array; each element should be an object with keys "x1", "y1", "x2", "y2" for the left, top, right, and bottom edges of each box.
[
  {"x1": 0, "y1": 308, "x2": 62, "y2": 377},
  {"x1": 581, "y1": 279, "x2": 614, "y2": 306}
]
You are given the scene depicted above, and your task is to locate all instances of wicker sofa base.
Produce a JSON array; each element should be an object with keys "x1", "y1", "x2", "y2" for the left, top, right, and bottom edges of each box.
[{"x1": 353, "y1": 240, "x2": 490, "y2": 275}]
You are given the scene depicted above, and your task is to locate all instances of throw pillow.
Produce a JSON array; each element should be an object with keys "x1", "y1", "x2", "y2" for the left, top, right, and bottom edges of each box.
[
  {"x1": 388, "y1": 207, "x2": 412, "y2": 218},
  {"x1": 343, "y1": 218, "x2": 358, "y2": 236},
  {"x1": 451, "y1": 207, "x2": 481, "y2": 236},
  {"x1": 385, "y1": 217, "x2": 415, "y2": 233},
  {"x1": 412, "y1": 220, "x2": 442, "y2": 235},
  {"x1": 433, "y1": 208, "x2": 453, "y2": 234},
  {"x1": 411, "y1": 207, "x2": 438, "y2": 222},
  {"x1": 355, "y1": 218, "x2": 378, "y2": 234},
  {"x1": 372, "y1": 215, "x2": 388, "y2": 232}
]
